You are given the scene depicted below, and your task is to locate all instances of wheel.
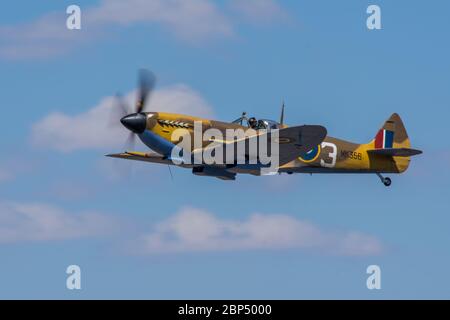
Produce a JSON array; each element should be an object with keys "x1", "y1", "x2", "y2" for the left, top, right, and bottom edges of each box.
[{"x1": 383, "y1": 177, "x2": 392, "y2": 187}]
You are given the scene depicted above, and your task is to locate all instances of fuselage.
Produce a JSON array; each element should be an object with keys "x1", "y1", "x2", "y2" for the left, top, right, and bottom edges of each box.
[
  {"x1": 279, "y1": 135, "x2": 410, "y2": 175},
  {"x1": 137, "y1": 112, "x2": 410, "y2": 176}
]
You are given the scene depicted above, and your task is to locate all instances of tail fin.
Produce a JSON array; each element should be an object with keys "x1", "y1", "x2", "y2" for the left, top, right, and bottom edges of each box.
[
  {"x1": 372, "y1": 113, "x2": 410, "y2": 149},
  {"x1": 367, "y1": 113, "x2": 422, "y2": 173}
]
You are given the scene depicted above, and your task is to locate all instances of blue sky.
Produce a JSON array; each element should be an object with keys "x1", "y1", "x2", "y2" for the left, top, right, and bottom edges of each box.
[{"x1": 0, "y1": 0, "x2": 449, "y2": 299}]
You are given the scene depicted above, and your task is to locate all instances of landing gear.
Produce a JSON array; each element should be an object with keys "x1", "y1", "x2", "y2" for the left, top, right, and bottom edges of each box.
[{"x1": 376, "y1": 173, "x2": 392, "y2": 187}]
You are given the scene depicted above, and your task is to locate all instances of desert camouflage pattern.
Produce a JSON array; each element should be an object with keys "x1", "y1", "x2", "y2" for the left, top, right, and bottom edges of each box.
[
  {"x1": 108, "y1": 112, "x2": 421, "y2": 182},
  {"x1": 280, "y1": 113, "x2": 415, "y2": 174}
]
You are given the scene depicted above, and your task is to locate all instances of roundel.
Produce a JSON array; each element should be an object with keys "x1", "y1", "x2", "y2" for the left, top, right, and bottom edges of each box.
[{"x1": 298, "y1": 145, "x2": 321, "y2": 163}]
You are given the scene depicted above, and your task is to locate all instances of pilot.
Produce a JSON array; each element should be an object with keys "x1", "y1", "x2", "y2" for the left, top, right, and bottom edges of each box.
[{"x1": 248, "y1": 117, "x2": 258, "y2": 129}]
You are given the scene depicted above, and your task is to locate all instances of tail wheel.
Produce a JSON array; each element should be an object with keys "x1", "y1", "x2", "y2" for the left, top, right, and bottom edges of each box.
[{"x1": 376, "y1": 173, "x2": 392, "y2": 187}]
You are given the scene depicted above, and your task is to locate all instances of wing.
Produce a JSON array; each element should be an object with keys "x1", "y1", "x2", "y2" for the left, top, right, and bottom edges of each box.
[
  {"x1": 106, "y1": 125, "x2": 327, "y2": 178},
  {"x1": 197, "y1": 125, "x2": 327, "y2": 166},
  {"x1": 106, "y1": 151, "x2": 234, "y2": 180},
  {"x1": 106, "y1": 151, "x2": 194, "y2": 168},
  {"x1": 275, "y1": 125, "x2": 328, "y2": 165}
]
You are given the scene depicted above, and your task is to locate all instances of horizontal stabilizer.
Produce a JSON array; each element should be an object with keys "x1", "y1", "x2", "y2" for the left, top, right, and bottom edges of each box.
[{"x1": 367, "y1": 148, "x2": 423, "y2": 157}]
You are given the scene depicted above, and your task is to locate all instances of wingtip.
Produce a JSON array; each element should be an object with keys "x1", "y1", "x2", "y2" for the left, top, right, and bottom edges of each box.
[{"x1": 105, "y1": 153, "x2": 126, "y2": 158}]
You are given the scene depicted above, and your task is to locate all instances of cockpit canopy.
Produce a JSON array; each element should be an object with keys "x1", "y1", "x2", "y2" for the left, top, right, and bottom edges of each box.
[
  {"x1": 232, "y1": 114, "x2": 281, "y2": 131},
  {"x1": 254, "y1": 119, "x2": 281, "y2": 130}
]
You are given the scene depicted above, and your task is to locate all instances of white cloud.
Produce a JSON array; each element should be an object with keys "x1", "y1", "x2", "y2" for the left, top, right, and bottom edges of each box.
[
  {"x1": 0, "y1": 0, "x2": 233, "y2": 59},
  {"x1": 86, "y1": 0, "x2": 233, "y2": 42},
  {"x1": 31, "y1": 84, "x2": 214, "y2": 152},
  {"x1": 0, "y1": 202, "x2": 118, "y2": 244},
  {"x1": 0, "y1": 12, "x2": 81, "y2": 59},
  {"x1": 138, "y1": 207, "x2": 383, "y2": 256},
  {"x1": 0, "y1": 202, "x2": 383, "y2": 255},
  {"x1": 0, "y1": 0, "x2": 294, "y2": 60},
  {"x1": 229, "y1": 0, "x2": 289, "y2": 24}
]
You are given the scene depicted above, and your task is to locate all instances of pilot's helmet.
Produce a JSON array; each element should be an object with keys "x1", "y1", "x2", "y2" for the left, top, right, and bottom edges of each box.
[{"x1": 248, "y1": 117, "x2": 257, "y2": 127}]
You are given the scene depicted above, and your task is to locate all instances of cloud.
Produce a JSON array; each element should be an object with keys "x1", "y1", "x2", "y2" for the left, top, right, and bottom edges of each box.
[
  {"x1": 0, "y1": 202, "x2": 383, "y2": 255},
  {"x1": 0, "y1": 12, "x2": 83, "y2": 59},
  {"x1": 0, "y1": 0, "x2": 233, "y2": 59},
  {"x1": 229, "y1": 0, "x2": 289, "y2": 24},
  {"x1": 0, "y1": 0, "x2": 293, "y2": 60},
  {"x1": 137, "y1": 207, "x2": 383, "y2": 256},
  {"x1": 31, "y1": 84, "x2": 214, "y2": 152},
  {"x1": 0, "y1": 202, "x2": 118, "y2": 244},
  {"x1": 87, "y1": 0, "x2": 233, "y2": 42}
]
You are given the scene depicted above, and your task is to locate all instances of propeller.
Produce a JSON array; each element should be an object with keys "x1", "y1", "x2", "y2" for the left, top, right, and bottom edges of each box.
[
  {"x1": 108, "y1": 93, "x2": 128, "y2": 127},
  {"x1": 136, "y1": 69, "x2": 156, "y2": 114},
  {"x1": 109, "y1": 69, "x2": 157, "y2": 151}
]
